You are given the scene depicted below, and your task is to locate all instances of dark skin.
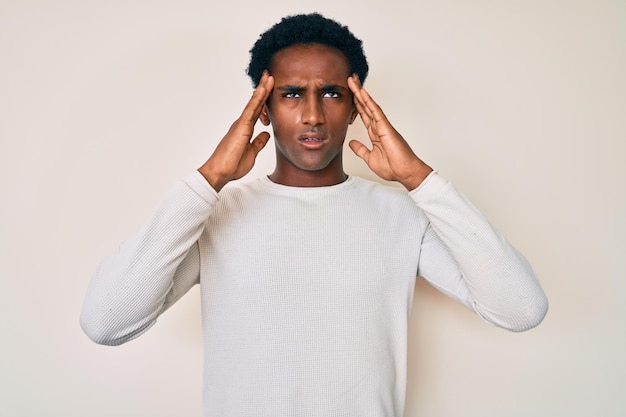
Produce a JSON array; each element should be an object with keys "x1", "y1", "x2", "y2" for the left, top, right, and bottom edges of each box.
[
  {"x1": 198, "y1": 43, "x2": 433, "y2": 191},
  {"x1": 262, "y1": 44, "x2": 358, "y2": 187}
]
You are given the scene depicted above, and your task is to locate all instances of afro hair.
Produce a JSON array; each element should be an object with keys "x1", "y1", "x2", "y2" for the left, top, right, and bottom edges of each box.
[{"x1": 247, "y1": 13, "x2": 369, "y2": 87}]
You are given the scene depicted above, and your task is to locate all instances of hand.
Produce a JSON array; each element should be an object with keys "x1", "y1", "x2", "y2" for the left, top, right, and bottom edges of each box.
[
  {"x1": 198, "y1": 71, "x2": 274, "y2": 192},
  {"x1": 348, "y1": 74, "x2": 433, "y2": 190}
]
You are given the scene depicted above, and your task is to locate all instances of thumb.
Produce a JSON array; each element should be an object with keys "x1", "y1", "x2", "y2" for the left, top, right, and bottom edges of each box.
[
  {"x1": 250, "y1": 131, "x2": 271, "y2": 154},
  {"x1": 349, "y1": 140, "x2": 370, "y2": 162}
]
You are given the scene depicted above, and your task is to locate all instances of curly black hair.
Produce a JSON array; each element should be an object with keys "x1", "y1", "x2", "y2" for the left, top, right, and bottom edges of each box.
[{"x1": 247, "y1": 13, "x2": 369, "y2": 87}]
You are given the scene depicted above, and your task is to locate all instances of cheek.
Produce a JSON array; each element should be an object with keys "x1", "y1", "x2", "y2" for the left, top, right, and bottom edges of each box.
[
  {"x1": 332, "y1": 107, "x2": 357, "y2": 129},
  {"x1": 331, "y1": 101, "x2": 356, "y2": 120},
  {"x1": 267, "y1": 105, "x2": 298, "y2": 127}
]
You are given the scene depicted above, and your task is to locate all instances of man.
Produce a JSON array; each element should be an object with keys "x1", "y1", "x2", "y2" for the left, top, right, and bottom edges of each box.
[{"x1": 81, "y1": 13, "x2": 548, "y2": 417}]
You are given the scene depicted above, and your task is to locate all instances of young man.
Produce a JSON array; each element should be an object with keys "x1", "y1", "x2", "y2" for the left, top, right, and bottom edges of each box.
[{"x1": 81, "y1": 13, "x2": 548, "y2": 417}]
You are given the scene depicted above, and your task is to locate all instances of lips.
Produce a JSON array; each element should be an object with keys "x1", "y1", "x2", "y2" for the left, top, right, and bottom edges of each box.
[{"x1": 298, "y1": 132, "x2": 327, "y2": 149}]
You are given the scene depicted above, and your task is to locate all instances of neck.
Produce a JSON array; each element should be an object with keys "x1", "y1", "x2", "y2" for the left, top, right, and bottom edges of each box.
[{"x1": 268, "y1": 161, "x2": 347, "y2": 187}]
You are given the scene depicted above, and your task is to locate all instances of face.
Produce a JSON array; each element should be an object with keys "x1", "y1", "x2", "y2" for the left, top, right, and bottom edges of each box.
[{"x1": 261, "y1": 43, "x2": 358, "y2": 186}]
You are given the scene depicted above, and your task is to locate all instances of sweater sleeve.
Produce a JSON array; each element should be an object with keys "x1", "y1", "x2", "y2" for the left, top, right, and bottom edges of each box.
[
  {"x1": 80, "y1": 171, "x2": 218, "y2": 345},
  {"x1": 410, "y1": 172, "x2": 548, "y2": 332}
]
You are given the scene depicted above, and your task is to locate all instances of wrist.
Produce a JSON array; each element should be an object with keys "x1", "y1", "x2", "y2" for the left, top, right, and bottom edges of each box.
[
  {"x1": 198, "y1": 162, "x2": 229, "y2": 192},
  {"x1": 400, "y1": 164, "x2": 434, "y2": 191}
]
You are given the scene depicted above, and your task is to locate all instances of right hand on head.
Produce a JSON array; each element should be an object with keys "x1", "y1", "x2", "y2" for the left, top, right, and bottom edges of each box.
[{"x1": 198, "y1": 71, "x2": 274, "y2": 192}]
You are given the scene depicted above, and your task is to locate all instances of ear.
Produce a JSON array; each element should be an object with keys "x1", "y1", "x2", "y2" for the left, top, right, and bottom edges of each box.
[
  {"x1": 260, "y1": 104, "x2": 271, "y2": 126},
  {"x1": 348, "y1": 107, "x2": 359, "y2": 125}
]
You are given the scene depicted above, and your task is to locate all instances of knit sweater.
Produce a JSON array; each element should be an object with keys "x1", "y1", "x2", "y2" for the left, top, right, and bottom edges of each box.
[{"x1": 80, "y1": 171, "x2": 548, "y2": 417}]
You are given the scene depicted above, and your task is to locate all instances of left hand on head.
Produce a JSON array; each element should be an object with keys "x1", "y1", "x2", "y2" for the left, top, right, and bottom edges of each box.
[{"x1": 348, "y1": 74, "x2": 433, "y2": 190}]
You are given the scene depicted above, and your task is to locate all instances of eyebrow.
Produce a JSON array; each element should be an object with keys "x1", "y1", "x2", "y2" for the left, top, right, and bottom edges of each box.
[{"x1": 276, "y1": 84, "x2": 348, "y2": 93}]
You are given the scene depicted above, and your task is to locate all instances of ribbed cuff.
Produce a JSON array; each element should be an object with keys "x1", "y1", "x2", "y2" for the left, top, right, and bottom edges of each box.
[
  {"x1": 408, "y1": 170, "x2": 450, "y2": 203},
  {"x1": 184, "y1": 170, "x2": 220, "y2": 206}
]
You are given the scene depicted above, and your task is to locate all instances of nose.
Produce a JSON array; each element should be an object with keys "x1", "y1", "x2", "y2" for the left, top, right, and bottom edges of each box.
[{"x1": 301, "y1": 95, "x2": 325, "y2": 126}]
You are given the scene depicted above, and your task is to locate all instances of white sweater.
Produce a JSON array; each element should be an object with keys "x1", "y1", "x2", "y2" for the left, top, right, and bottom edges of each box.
[{"x1": 81, "y1": 171, "x2": 548, "y2": 417}]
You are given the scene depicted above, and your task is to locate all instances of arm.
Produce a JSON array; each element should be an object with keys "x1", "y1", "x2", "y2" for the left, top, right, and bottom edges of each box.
[
  {"x1": 80, "y1": 72, "x2": 275, "y2": 345},
  {"x1": 198, "y1": 71, "x2": 274, "y2": 191},
  {"x1": 411, "y1": 172, "x2": 548, "y2": 331},
  {"x1": 348, "y1": 75, "x2": 548, "y2": 331},
  {"x1": 80, "y1": 173, "x2": 216, "y2": 345}
]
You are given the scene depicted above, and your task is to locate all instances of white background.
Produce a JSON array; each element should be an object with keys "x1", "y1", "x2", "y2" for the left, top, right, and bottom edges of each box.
[{"x1": 1, "y1": 0, "x2": 624, "y2": 416}]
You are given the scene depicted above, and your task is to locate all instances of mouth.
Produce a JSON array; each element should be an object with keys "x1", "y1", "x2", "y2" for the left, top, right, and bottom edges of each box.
[{"x1": 299, "y1": 132, "x2": 327, "y2": 149}]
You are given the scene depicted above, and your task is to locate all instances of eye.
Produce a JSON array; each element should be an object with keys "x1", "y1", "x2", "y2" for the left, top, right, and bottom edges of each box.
[
  {"x1": 283, "y1": 92, "x2": 301, "y2": 98},
  {"x1": 323, "y1": 91, "x2": 340, "y2": 98}
]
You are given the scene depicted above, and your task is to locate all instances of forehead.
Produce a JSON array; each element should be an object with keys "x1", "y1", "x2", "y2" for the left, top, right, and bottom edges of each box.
[{"x1": 270, "y1": 43, "x2": 351, "y2": 82}]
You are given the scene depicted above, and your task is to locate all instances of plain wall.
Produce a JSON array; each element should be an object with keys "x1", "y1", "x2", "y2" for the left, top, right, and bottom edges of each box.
[{"x1": 1, "y1": 0, "x2": 624, "y2": 416}]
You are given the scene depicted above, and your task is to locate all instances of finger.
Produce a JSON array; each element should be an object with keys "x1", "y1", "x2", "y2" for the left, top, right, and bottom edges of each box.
[
  {"x1": 348, "y1": 75, "x2": 385, "y2": 127},
  {"x1": 258, "y1": 72, "x2": 274, "y2": 103},
  {"x1": 240, "y1": 72, "x2": 274, "y2": 124},
  {"x1": 353, "y1": 96, "x2": 372, "y2": 128},
  {"x1": 250, "y1": 131, "x2": 271, "y2": 154},
  {"x1": 348, "y1": 139, "x2": 371, "y2": 162},
  {"x1": 348, "y1": 77, "x2": 373, "y2": 128},
  {"x1": 249, "y1": 72, "x2": 274, "y2": 116},
  {"x1": 355, "y1": 91, "x2": 377, "y2": 126},
  {"x1": 348, "y1": 76, "x2": 367, "y2": 113},
  {"x1": 358, "y1": 86, "x2": 389, "y2": 124},
  {"x1": 347, "y1": 74, "x2": 362, "y2": 101}
]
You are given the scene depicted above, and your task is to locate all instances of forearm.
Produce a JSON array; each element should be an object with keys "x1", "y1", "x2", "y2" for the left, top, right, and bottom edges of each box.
[
  {"x1": 411, "y1": 172, "x2": 548, "y2": 331},
  {"x1": 80, "y1": 172, "x2": 217, "y2": 345}
]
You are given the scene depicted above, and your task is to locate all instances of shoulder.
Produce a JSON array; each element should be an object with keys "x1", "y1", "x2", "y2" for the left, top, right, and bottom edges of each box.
[
  {"x1": 347, "y1": 177, "x2": 429, "y2": 237},
  {"x1": 213, "y1": 178, "x2": 266, "y2": 208},
  {"x1": 348, "y1": 176, "x2": 425, "y2": 217},
  {"x1": 349, "y1": 176, "x2": 414, "y2": 202}
]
